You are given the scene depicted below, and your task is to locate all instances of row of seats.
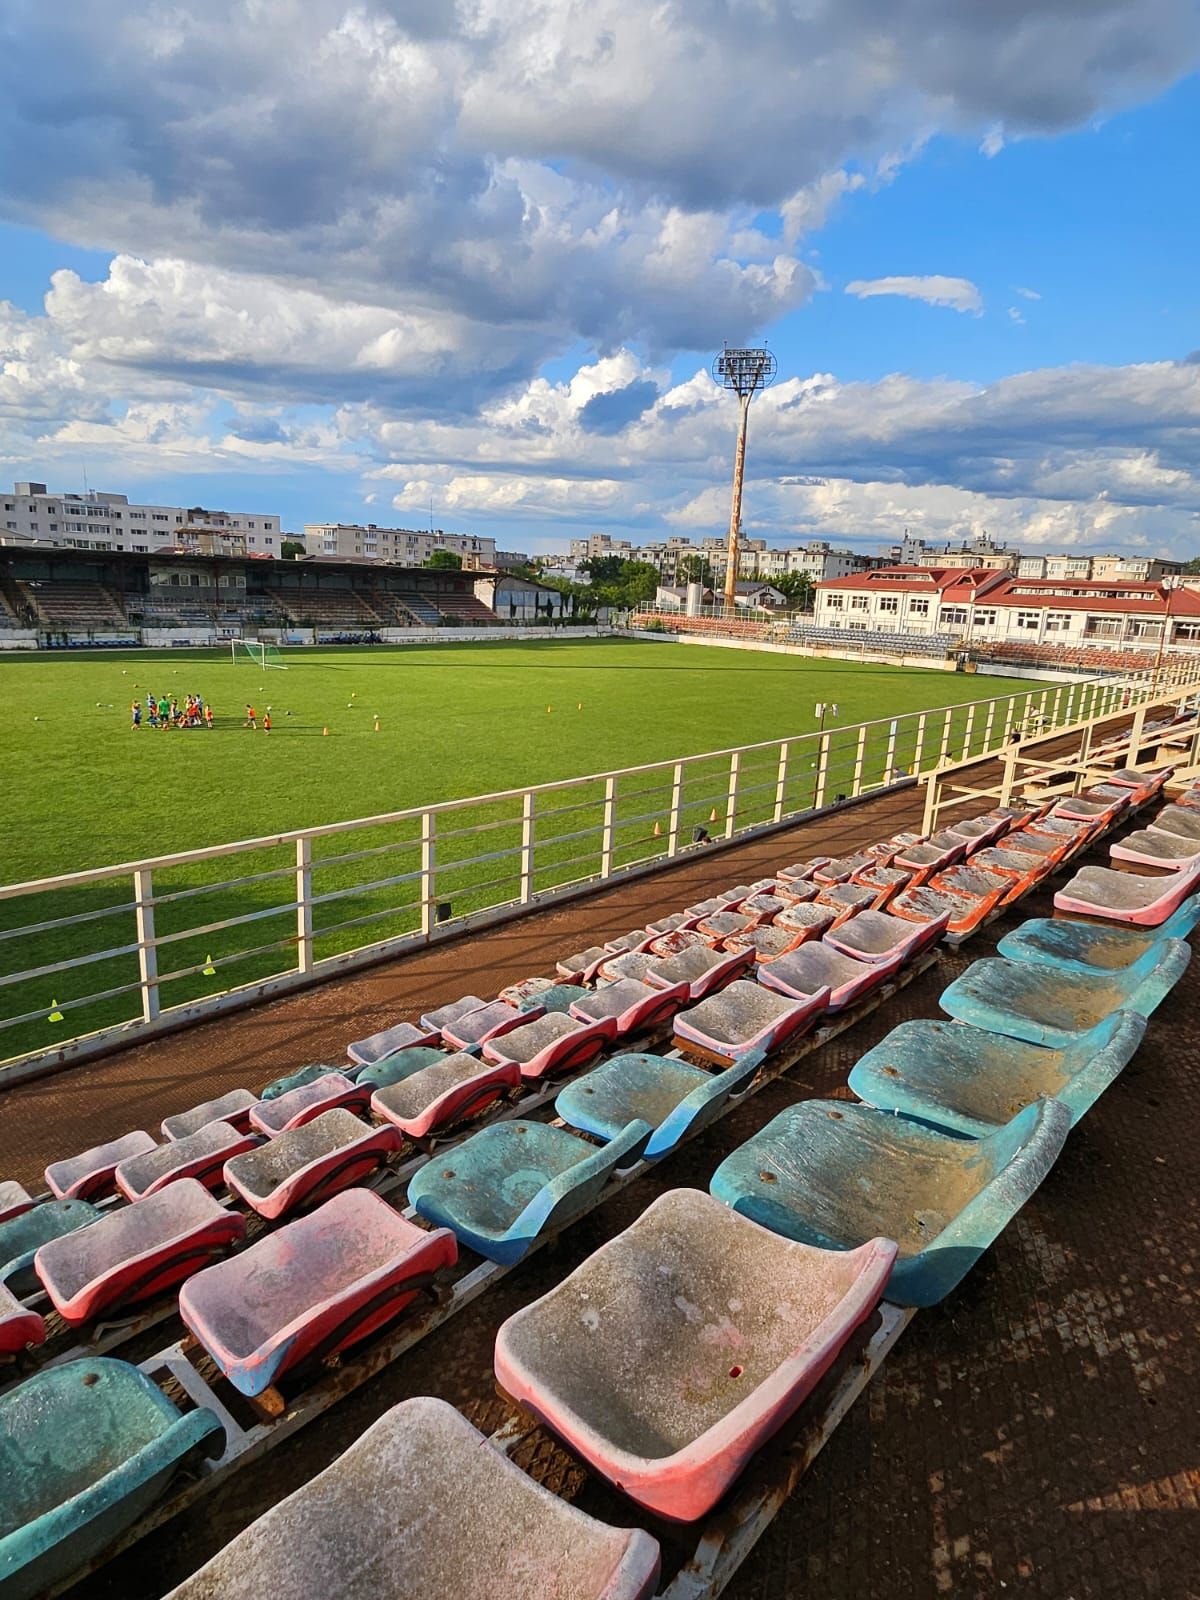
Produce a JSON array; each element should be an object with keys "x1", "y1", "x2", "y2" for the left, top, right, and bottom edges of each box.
[
  {"x1": 977, "y1": 639, "x2": 1161, "y2": 673},
  {"x1": 17, "y1": 580, "x2": 129, "y2": 630},
  {"x1": 780, "y1": 622, "x2": 961, "y2": 658},
  {"x1": 0, "y1": 736, "x2": 1181, "y2": 1595}
]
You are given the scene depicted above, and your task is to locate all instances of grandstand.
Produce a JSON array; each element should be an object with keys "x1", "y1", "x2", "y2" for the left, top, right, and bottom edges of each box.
[
  {"x1": 430, "y1": 591, "x2": 503, "y2": 625},
  {"x1": 0, "y1": 689, "x2": 1195, "y2": 1599},
  {"x1": 780, "y1": 620, "x2": 961, "y2": 658},
  {"x1": 264, "y1": 584, "x2": 384, "y2": 629},
  {"x1": 16, "y1": 578, "x2": 129, "y2": 631},
  {"x1": 973, "y1": 639, "x2": 1162, "y2": 674}
]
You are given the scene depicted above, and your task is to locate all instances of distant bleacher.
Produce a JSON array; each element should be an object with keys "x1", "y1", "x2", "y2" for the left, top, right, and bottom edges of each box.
[
  {"x1": 645, "y1": 614, "x2": 774, "y2": 641},
  {"x1": 267, "y1": 587, "x2": 383, "y2": 628},
  {"x1": 430, "y1": 593, "x2": 500, "y2": 626},
  {"x1": 391, "y1": 592, "x2": 444, "y2": 627},
  {"x1": 781, "y1": 622, "x2": 959, "y2": 659},
  {"x1": 18, "y1": 580, "x2": 129, "y2": 631},
  {"x1": 973, "y1": 640, "x2": 1161, "y2": 674}
]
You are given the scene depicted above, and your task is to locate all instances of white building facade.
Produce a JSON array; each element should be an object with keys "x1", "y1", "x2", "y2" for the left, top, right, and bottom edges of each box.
[
  {"x1": 304, "y1": 524, "x2": 497, "y2": 566},
  {"x1": 2, "y1": 482, "x2": 282, "y2": 553}
]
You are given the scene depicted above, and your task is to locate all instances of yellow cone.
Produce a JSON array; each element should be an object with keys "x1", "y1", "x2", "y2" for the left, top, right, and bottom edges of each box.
[
  {"x1": 48, "y1": 998, "x2": 64, "y2": 1023},
  {"x1": 546, "y1": 705, "x2": 552, "y2": 713},
  {"x1": 709, "y1": 807, "x2": 719, "y2": 823},
  {"x1": 577, "y1": 702, "x2": 583, "y2": 710},
  {"x1": 323, "y1": 726, "x2": 330, "y2": 737},
  {"x1": 653, "y1": 820, "x2": 662, "y2": 838},
  {"x1": 202, "y1": 954, "x2": 216, "y2": 976}
]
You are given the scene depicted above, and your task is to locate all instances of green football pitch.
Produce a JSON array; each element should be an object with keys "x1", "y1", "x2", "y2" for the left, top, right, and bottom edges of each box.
[{"x1": 0, "y1": 638, "x2": 1036, "y2": 1058}]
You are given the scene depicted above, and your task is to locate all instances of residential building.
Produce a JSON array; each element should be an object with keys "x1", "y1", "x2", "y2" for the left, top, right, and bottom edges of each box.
[
  {"x1": 812, "y1": 566, "x2": 1200, "y2": 649},
  {"x1": 1017, "y1": 552, "x2": 1183, "y2": 581},
  {"x1": 303, "y1": 523, "x2": 497, "y2": 566},
  {"x1": 569, "y1": 533, "x2": 634, "y2": 561},
  {"x1": 1, "y1": 481, "x2": 282, "y2": 554},
  {"x1": 654, "y1": 579, "x2": 786, "y2": 611}
]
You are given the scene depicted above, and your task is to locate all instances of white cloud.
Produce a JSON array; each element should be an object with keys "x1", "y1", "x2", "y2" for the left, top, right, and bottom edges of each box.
[
  {"x1": 845, "y1": 275, "x2": 984, "y2": 314},
  {"x1": 980, "y1": 126, "x2": 1006, "y2": 158},
  {"x1": 1008, "y1": 306, "x2": 1026, "y2": 325},
  {"x1": 1015, "y1": 286, "x2": 1042, "y2": 301}
]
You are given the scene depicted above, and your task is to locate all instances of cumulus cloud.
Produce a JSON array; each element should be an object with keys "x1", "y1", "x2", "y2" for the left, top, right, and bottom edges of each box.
[
  {"x1": 1015, "y1": 286, "x2": 1042, "y2": 301},
  {"x1": 845, "y1": 275, "x2": 984, "y2": 314}
]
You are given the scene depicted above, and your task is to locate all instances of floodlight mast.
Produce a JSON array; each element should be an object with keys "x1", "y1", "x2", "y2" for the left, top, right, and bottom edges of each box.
[{"x1": 711, "y1": 345, "x2": 778, "y2": 612}]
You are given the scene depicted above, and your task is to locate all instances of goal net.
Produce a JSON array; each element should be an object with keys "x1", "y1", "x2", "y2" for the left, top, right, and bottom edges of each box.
[{"x1": 232, "y1": 639, "x2": 287, "y2": 670}]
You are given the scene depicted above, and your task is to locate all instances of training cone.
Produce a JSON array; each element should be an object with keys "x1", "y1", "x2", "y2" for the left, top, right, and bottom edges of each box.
[
  {"x1": 547, "y1": 705, "x2": 552, "y2": 714},
  {"x1": 47, "y1": 998, "x2": 64, "y2": 1024},
  {"x1": 323, "y1": 726, "x2": 330, "y2": 737},
  {"x1": 373, "y1": 717, "x2": 380, "y2": 732},
  {"x1": 709, "y1": 807, "x2": 719, "y2": 823},
  {"x1": 577, "y1": 702, "x2": 583, "y2": 710},
  {"x1": 202, "y1": 954, "x2": 217, "y2": 977},
  {"x1": 653, "y1": 820, "x2": 662, "y2": 838}
]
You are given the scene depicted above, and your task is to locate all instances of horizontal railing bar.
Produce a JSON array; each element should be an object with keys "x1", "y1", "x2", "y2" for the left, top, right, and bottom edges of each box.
[
  {"x1": 0, "y1": 898, "x2": 136, "y2": 945},
  {"x1": 0, "y1": 941, "x2": 143, "y2": 991}
]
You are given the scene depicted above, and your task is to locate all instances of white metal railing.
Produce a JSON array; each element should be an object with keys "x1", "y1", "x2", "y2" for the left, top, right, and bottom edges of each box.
[{"x1": 4, "y1": 659, "x2": 1200, "y2": 1080}]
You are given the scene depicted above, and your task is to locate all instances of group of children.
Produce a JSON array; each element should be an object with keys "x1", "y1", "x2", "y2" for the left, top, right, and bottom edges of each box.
[
  {"x1": 243, "y1": 703, "x2": 272, "y2": 733},
  {"x1": 131, "y1": 693, "x2": 213, "y2": 730}
]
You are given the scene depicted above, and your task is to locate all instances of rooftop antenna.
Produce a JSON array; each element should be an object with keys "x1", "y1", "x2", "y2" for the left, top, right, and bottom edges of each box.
[{"x1": 711, "y1": 343, "x2": 777, "y2": 612}]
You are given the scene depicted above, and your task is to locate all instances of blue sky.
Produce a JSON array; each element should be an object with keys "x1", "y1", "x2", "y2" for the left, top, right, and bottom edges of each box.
[{"x1": 1, "y1": 2, "x2": 1198, "y2": 555}]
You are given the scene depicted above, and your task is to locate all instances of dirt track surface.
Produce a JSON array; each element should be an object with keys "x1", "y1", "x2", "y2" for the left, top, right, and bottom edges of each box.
[{"x1": 4, "y1": 770, "x2": 1198, "y2": 1600}]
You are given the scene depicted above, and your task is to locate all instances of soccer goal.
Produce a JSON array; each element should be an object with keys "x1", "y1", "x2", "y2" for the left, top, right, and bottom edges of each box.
[{"x1": 233, "y1": 639, "x2": 288, "y2": 670}]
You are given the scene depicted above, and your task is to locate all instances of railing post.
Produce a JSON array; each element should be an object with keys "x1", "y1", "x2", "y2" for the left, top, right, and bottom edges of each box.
[
  {"x1": 921, "y1": 771, "x2": 939, "y2": 836},
  {"x1": 1126, "y1": 704, "x2": 1148, "y2": 767},
  {"x1": 884, "y1": 720, "x2": 898, "y2": 783},
  {"x1": 600, "y1": 777, "x2": 616, "y2": 877},
  {"x1": 1051, "y1": 684, "x2": 1063, "y2": 729},
  {"x1": 1002, "y1": 697, "x2": 1016, "y2": 744},
  {"x1": 983, "y1": 699, "x2": 996, "y2": 750},
  {"x1": 520, "y1": 792, "x2": 536, "y2": 904},
  {"x1": 668, "y1": 763, "x2": 684, "y2": 855},
  {"x1": 420, "y1": 810, "x2": 436, "y2": 936},
  {"x1": 814, "y1": 732, "x2": 830, "y2": 809},
  {"x1": 773, "y1": 743, "x2": 789, "y2": 823},
  {"x1": 133, "y1": 867, "x2": 159, "y2": 1023},
  {"x1": 939, "y1": 707, "x2": 953, "y2": 763},
  {"x1": 998, "y1": 747, "x2": 1018, "y2": 807},
  {"x1": 725, "y1": 751, "x2": 740, "y2": 839},
  {"x1": 963, "y1": 703, "x2": 976, "y2": 760},
  {"x1": 852, "y1": 726, "x2": 867, "y2": 796},
  {"x1": 295, "y1": 838, "x2": 313, "y2": 974},
  {"x1": 913, "y1": 713, "x2": 928, "y2": 773}
]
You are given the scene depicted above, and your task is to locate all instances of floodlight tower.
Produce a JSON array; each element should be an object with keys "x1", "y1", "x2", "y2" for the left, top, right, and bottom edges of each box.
[{"x1": 711, "y1": 344, "x2": 778, "y2": 612}]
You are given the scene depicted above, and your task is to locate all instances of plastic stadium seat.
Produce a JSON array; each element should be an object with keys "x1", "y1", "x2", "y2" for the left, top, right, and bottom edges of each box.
[
  {"x1": 350, "y1": 1044, "x2": 446, "y2": 1090},
  {"x1": 420, "y1": 995, "x2": 491, "y2": 1033},
  {"x1": 596, "y1": 950, "x2": 658, "y2": 984},
  {"x1": 482, "y1": 1013, "x2": 614, "y2": 1082},
  {"x1": 673, "y1": 980, "x2": 829, "y2": 1064},
  {"x1": 162, "y1": 1090, "x2": 257, "y2": 1141},
  {"x1": 249, "y1": 1073, "x2": 371, "y2": 1136},
  {"x1": 721, "y1": 925, "x2": 806, "y2": 962},
  {"x1": 823, "y1": 908, "x2": 949, "y2": 965},
  {"x1": 224, "y1": 1111, "x2": 402, "y2": 1220},
  {"x1": 646, "y1": 928, "x2": 707, "y2": 959},
  {"x1": 645, "y1": 911, "x2": 695, "y2": 936},
  {"x1": 570, "y1": 978, "x2": 689, "y2": 1038},
  {"x1": 737, "y1": 892, "x2": 791, "y2": 922},
  {"x1": 773, "y1": 901, "x2": 838, "y2": 942},
  {"x1": 159, "y1": 1397, "x2": 661, "y2": 1600},
  {"x1": 179, "y1": 1190, "x2": 456, "y2": 1397},
  {"x1": 848, "y1": 1013, "x2": 1147, "y2": 1135},
  {"x1": 603, "y1": 929, "x2": 656, "y2": 955},
  {"x1": 0, "y1": 1281, "x2": 44, "y2": 1355},
  {"x1": 945, "y1": 815, "x2": 1008, "y2": 851},
  {"x1": 1054, "y1": 865, "x2": 1200, "y2": 925},
  {"x1": 813, "y1": 853, "x2": 873, "y2": 886},
  {"x1": 407, "y1": 1118, "x2": 649, "y2": 1265},
  {"x1": 694, "y1": 910, "x2": 754, "y2": 944},
  {"x1": 889, "y1": 882, "x2": 1000, "y2": 938},
  {"x1": 814, "y1": 883, "x2": 877, "y2": 917},
  {"x1": 1050, "y1": 792, "x2": 1127, "y2": 823},
  {"x1": 0, "y1": 1359, "x2": 222, "y2": 1600},
  {"x1": 710, "y1": 1097, "x2": 1069, "y2": 1307},
  {"x1": 556, "y1": 1050, "x2": 762, "y2": 1162},
  {"x1": 45, "y1": 1131, "x2": 158, "y2": 1203},
  {"x1": 261, "y1": 1064, "x2": 350, "y2": 1100},
  {"x1": 440, "y1": 1000, "x2": 539, "y2": 1052},
  {"x1": 518, "y1": 982, "x2": 588, "y2": 1015},
  {"x1": 893, "y1": 835, "x2": 966, "y2": 875},
  {"x1": 556, "y1": 947, "x2": 611, "y2": 984},
  {"x1": 1146, "y1": 804, "x2": 1200, "y2": 842},
  {"x1": 997, "y1": 909, "x2": 1200, "y2": 975},
  {"x1": 497, "y1": 975, "x2": 559, "y2": 1007},
  {"x1": 0, "y1": 1183, "x2": 33, "y2": 1227},
  {"x1": 927, "y1": 864, "x2": 1011, "y2": 916},
  {"x1": 1109, "y1": 829, "x2": 1200, "y2": 869},
  {"x1": 776, "y1": 857, "x2": 830, "y2": 883},
  {"x1": 967, "y1": 846, "x2": 1049, "y2": 890},
  {"x1": 0, "y1": 1200, "x2": 101, "y2": 1299},
  {"x1": 36, "y1": 1180, "x2": 245, "y2": 1327},
  {"x1": 849, "y1": 863, "x2": 913, "y2": 903},
  {"x1": 345, "y1": 1019, "x2": 440, "y2": 1070},
  {"x1": 940, "y1": 945, "x2": 1191, "y2": 1047},
  {"x1": 758, "y1": 941, "x2": 904, "y2": 1012},
  {"x1": 116, "y1": 1122, "x2": 257, "y2": 1202},
  {"x1": 370, "y1": 1054, "x2": 521, "y2": 1139},
  {"x1": 644, "y1": 944, "x2": 752, "y2": 1000},
  {"x1": 493, "y1": 1189, "x2": 895, "y2": 1521},
  {"x1": 994, "y1": 827, "x2": 1071, "y2": 863}
]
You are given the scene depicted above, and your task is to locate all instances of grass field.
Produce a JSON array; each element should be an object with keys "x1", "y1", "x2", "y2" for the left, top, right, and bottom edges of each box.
[{"x1": 0, "y1": 638, "x2": 1036, "y2": 1058}]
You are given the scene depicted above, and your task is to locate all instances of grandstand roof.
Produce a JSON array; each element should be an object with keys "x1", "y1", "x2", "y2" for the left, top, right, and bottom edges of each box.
[{"x1": 815, "y1": 565, "x2": 1200, "y2": 616}]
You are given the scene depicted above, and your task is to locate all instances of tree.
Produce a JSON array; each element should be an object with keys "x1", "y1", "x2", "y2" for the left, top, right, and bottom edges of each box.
[
  {"x1": 678, "y1": 554, "x2": 714, "y2": 586},
  {"x1": 773, "y1": 572, "x2": 816, "y2": 611},
  {"x1": 425, "y1": 550, "x2": 462, "y2": 569},
  {"x1": 280, "y1": 539, "x2": 306, "y2": 560},
  {"x1": 578, "y1": 554, "x2": 627, "y2": 587}
]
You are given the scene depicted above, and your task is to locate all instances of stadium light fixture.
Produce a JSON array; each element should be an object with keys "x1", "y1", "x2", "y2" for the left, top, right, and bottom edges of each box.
[{"x1": 710, "y1": 344, "x2": 778, "y2": 613}]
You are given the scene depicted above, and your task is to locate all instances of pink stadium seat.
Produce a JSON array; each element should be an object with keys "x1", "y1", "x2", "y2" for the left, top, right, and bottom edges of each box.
[
  {"x1": 249, "y1": 1073, "x2": 371, "y2": 1137},
  {"x1": 224, "y1": 1111, "x2": 403, "y2": 1220},
  {"x1": 45, "y1": 1130, "x2": 158, "y2": 1202},
  {"x1": 116, "y1": 1121, "x2": 258, "y2": 1201},
  {"x1": 370, "y1": 1054, "x2": 522, "y2": 1139},
  {"x1": 482, "y1": 1012, "x2": 615, "y2": 1082},
  {"x1": 0, "y1": 1282, "x2": 45, "y2": 1355},
  {"x1": 673, "y1": 980, "x2": 829, "y2": 1064},
  {"x1": 570, "y1": 978, "x2": 689, "y2": 1037},
  {"x1": 162, "y1": 1090, "x2": 258, "y2": 1141}
]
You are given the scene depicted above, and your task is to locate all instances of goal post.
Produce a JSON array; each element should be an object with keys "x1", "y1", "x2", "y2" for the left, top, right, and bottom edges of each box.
[{"x1": 233, "y1": 639, "x2": 287, "y2": 670}]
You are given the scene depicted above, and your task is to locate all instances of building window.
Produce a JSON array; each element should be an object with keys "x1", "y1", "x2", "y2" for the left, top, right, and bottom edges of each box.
[
  {"x1": 1016, "y1": 611, "x2": 1041, "y2": 630},
  {"x1": 1044, "y1": 612, "x2": 1072, "y2": 632},
  {"x1": 909, "y1": 598, "x2": 929, "y2": 616},
  {"x1": 941, "y1": 606, "x2": 968, "y2": 626},
  {"x1": 878, "y1": 595, "x2": 898, "y2": 614},
  {"x1": 826, "y1": 594, "x2": 844, "y2": 610},
  {"x1": 849, "y1": 595, "x2": 869, "y2": 611}
]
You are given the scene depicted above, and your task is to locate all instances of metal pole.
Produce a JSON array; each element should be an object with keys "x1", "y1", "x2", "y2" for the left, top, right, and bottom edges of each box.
[
  {"x1": 419, "y1": 812, "x2": 436, "y2": 937},
  {"x1": 600, "y1": 777, "x2": 616, "y2": 878},
  {"x1": 668, "y1": 763, "x2": 684, "y2": 856},
  {"x1": 519, "y1": 792, "x2": 536, "y2": 904},
  {"x1": 724, "y1": 392, "x2": 751, "y2": 613},
  {"x1": 295, "y1": 839, "x2": 313, "y2": 974},
  {"x1": 133, "y1": 867, "x2": 159, "y2": 1023},
  {"x1": 725, "y1": 751, "x2": 741, "y2": 839},
  {"x1": 773, "y1": 743, "x2": 789, "y2": 823}
]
